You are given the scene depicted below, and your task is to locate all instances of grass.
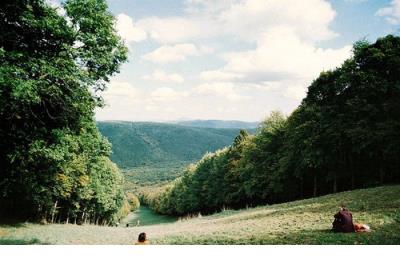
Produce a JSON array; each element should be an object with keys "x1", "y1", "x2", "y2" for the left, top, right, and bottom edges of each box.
[{"x1": 1, "y1": 185, "x2": 399, "y2": 245}]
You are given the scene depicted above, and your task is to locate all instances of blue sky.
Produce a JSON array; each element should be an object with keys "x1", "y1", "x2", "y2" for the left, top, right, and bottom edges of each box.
[{"x1": 85, "y1": 0, "x2": 400, "y2": 122}]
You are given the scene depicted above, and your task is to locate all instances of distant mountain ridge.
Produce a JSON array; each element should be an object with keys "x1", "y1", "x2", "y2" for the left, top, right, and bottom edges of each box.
[
  {"x1": 97, "y1": 121, "x2": 255, "y2": 169},
  {"x1": 174, "y1": 120, "x2": 259, "y2": 129}
]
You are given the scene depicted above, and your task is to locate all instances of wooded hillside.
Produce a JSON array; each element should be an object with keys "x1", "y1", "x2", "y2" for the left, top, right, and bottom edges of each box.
[{"x1": 145, "y1": 35, "x2": 400, "y2": 216}]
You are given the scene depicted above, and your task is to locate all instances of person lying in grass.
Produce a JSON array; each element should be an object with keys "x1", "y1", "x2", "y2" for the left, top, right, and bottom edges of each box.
[{"x1": 332, "y1": 206, "x2": 370, "y2": 233}]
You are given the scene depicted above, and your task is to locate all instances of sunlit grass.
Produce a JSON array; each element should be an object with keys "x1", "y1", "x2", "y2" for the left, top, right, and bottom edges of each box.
[{"x1": 1, "y1": 185, "x2": 399, "y2": 245}]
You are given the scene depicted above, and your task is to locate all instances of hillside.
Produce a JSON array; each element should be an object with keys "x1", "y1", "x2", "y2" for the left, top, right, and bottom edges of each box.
[
  {"x1": 175, "y1": 120, "x2": 259, "y2": 129},
  {"x1": 1, "y1": 185, "x2": 399, "y2": 244},
  {"x1": 97, "y1": 121, "x2": 254, "y2": 168}
]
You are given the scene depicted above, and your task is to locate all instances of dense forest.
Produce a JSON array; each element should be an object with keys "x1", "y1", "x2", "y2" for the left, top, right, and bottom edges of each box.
[
  {"x1": 175, "y1": 120, "x2": 259, "y2": 129},
  {"x1": 143, "y1": 35, "x2": 400, "y2": 216},
  {"x1": 97, "y1": 121, "x2": 254, "y2": 168},
  {"x1": 0, "y1": 0, "x2": 133, "y2": 224}
]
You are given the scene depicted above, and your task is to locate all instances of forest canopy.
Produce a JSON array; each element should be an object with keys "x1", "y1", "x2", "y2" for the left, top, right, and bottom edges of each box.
[
  {"x1": 143, "y1": 35, "x2": 400, "y2": 216},
  {"x1": 0, "y1": 0, "x2": 130, "y2": 224}
]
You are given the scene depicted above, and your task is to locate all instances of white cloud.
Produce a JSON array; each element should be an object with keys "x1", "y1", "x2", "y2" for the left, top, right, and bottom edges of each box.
[
  {"x1": 201, "y1": 26, "x2": 351, "y2": 99},
  {"x1": 217, "y1": 0, "x2": 337, "y2": 43},
  {"x1": 195, "y1": 82, "x2": 250, "y2": 101},
  {"x1": 142, "y1": 43, "x2": 204, "y2": 64},
  {"x1": 150, "y1": 87, "x2": 189, "y2": 102},
  {"x1": 142, "y1": 70, "x2": 184, "y2": 83},
  {"x1": 137, "y1": 0, "x2": 337, "y2": 44},
  {"x1": 376, "y1": 0, "x2": 400, "y2": 25},
  {"x1": 115, "y1": 14, "x2": 147, "y2": 43},
  {"x1": 97, "y1": 0, "x2": 356, "y2": 121},
  {"x1": 96, "y1": 80, "x2": 299, "y2": 122},
  {"x1": 283, "y1": 84, "x2": 309, "y2": 100},
  {"x1": 95, "y1": 81, "x2": 140, "y2": 121},
  {"x1": 200, "y1": 70, "x2": 243, "y2": 81},
  {"x1": 224, "y1": 27, "x2": 351, "y2": 80},
  {"x1": 102, "y1": 81, "x2": 138, "y2": 101},
  {"x1": 199, "y1": 45, "x2": 214, "y2": 54},
  {"x1": 136, "y1": 17, "x2": 211, "y2": 44}
]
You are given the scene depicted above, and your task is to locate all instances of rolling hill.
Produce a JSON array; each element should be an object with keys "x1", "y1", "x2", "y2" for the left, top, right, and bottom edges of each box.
[
  {"x1": 97, "y1": 121, "x2": 255, "y2": 169},
  {"x1": 174, "y1": 120, "x2": 259, "y2": 129}
]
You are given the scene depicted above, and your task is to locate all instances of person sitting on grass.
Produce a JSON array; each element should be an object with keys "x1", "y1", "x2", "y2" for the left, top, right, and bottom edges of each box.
[
  {"x1": 135, "y1": 232, "x2": 150, "y2": 245},
  {"x1": 332, "y1": 205, "x2": 370, "y2": 233},
  {"x1": 332, "y1": 206, "x2": 354, "y2": 233}
]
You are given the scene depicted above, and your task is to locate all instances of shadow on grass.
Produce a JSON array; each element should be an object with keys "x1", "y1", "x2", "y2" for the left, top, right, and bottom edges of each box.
[
  {"x1": 0, "y1": 238, "x2": 47, "y2": 245},
  {"x1": 0, "y1": 223, "x2": 29, "y2": 229},
  {"x1": 160, "y1": 221, "x2": 400, "y2": 245},
  {"x1": 0, "y1": 218, "x2": 31, "y2": 228},
  {"x1": 260, "y1": 221, "x2": 400, "y2": 245}
]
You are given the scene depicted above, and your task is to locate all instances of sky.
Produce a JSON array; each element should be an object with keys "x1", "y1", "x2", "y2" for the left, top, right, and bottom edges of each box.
[{"x1": 53, "y1": 0, "x2": 400, "y2": 122}]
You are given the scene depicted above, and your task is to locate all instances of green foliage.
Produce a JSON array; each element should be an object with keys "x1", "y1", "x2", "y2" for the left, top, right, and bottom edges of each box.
[
  {"x1": 123, "y1": 161, "x2": 193, "y2": 188},
  {"x1": 125, "y1": 192, "x2": 140, "y2": 211},
  {"x1": 97, "y1": 121, "x2": 255, "y2": 168},
  {"x1": 0, "y1": 0, "x2": 128, "y2": 224},
  {"x1": 98, "y1": 121, "x2": 255, "y2": 202},
  {"x1": 176, "y1": 120, "x2": 259, "y2": 129},
  {"x1": 148, "y1": 35, "x2": 400, "y2": 216}
]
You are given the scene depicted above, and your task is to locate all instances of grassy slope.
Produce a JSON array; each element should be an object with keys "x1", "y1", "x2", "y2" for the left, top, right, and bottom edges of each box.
[{"x1": 1, "y1": 185, "x2": 399, "y2": 245}]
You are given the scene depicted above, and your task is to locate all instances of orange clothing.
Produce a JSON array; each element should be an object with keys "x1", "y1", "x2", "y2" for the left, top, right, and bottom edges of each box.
[
  {"x1": 354, "y1": 223, "x2": 370, "y2": 232},
  {"x1": 135, "y1": 240, "x2": 150, "y2": 245}
]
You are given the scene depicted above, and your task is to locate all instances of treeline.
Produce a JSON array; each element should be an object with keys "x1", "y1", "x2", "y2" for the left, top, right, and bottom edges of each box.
[
  {"x1": 144, "y1": 35, "x2": 400, "y2": 215},
  {"x1": 0, "y1": 0, "x2": 132, "y2": 224}
]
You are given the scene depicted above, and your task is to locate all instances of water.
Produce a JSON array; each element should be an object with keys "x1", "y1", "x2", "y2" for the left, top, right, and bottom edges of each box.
[{"x1": 121, "y1": 206, "x2": 178, "y2": 227}]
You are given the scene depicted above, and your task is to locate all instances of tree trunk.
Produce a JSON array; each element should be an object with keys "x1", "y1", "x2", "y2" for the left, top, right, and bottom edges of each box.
[
  {"x1": 300, "y1": 177, "x2": 304, "y2": 198},
  {"x1": 66, "y1": 209, "x2": 70, "y2": 224},
  {"x1": 313, "y1": 174, "x2": 317, "y2": 197},
  {"x1": 398, "y1": 156, "x2": 400, "y2": 183},
  {"x1": 380, "y1": 164, "x2": 385, "y2": 184},
  {"x1": 44, "y1": 210, "x2": 48, "y2": 223},
  {"x1": 349, "y1": 155, "x2": 356, "y2": 189},
  {"x1": 81, "y1": 211, "x2": 85, "y2": 225},
  {"x1": 51, "y1": 200, "x2": 58, "y2": 224},
  {"x1": 333, "y1": 176, "x2": 337, "y2": 193}
]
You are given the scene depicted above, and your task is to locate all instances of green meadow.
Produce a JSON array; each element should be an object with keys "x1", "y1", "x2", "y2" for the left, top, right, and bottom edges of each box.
[{"x1": 1, "y1": 185, "x2": 399, "y2": 245}]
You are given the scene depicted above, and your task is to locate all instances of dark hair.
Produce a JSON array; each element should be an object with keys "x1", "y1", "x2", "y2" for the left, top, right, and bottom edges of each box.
[{"x1": 138, "y1": 232, "x2": 146, "y2": 242}]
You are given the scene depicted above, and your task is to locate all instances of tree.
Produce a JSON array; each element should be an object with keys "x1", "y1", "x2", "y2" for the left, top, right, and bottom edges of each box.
[
  {"x1": 0, "y1": 0, "x2": 128, "y2": 223},
  {"x1": 147, "y1": 35, "x2": 400, "y2": 216}
]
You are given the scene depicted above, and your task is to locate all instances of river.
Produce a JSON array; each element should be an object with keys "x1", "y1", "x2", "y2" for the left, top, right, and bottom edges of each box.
[{"x1": 120, "y1": 206, "x2": 178, "y2": 227}]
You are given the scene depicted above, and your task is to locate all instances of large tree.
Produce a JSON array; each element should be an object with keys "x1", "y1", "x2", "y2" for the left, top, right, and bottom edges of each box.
[{"x1": 0, "y1": 0, "x2": 128, "y2": 223}]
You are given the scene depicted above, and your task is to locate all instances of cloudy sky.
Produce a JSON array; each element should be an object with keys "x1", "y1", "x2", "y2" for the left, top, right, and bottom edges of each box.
[{"x1": 81, "y1": 0, "x2": 399, "y2": 122}]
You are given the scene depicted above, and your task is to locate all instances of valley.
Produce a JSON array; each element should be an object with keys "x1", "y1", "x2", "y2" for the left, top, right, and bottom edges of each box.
[{"x1": 98, "y1": 120, "x2": 256, "y2": 188}]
